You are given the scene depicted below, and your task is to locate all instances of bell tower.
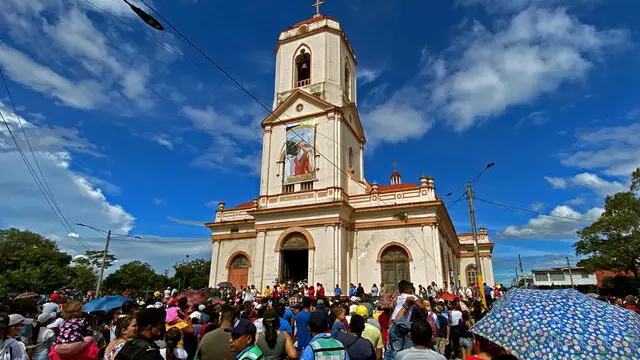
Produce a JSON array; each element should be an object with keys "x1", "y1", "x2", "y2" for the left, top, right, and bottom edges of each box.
[{"x1": 272, "y1": 6, "x2": 357, "y2": 109}]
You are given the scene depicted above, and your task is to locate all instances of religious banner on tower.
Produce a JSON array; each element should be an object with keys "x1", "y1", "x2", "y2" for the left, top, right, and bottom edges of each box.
[{"x1": 284, "y1": 121, "x2": 316, "y2": 184}]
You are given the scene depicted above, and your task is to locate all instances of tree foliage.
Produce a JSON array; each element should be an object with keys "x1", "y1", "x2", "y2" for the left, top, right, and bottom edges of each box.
[
  {"x1": 69, "y1": 265, "x2": 98, "y2": 294},
  {"x1": 0, "y1": 228, "x2": 72, "y2": 294},
  {"x1": 173, "y1": 259, "x2": 211, "y2": 289},
  {"x1": 575, "y1": 168, "x2": 640, "y2": 282},
  {"x1": 74, "y1": 250, "x2": 117, "y2": 274},
  {"x1": 103, "y1": 261, "x2": 166, "y2": 292}
]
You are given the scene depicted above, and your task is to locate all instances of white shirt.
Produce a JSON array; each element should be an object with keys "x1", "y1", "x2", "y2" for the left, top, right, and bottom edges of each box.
[
  {"x1": 392, "y1": 294, "x2": 416, "y2": 319},
  {"x1": 395, "y1": 347, "x2": 446, "y2": 360},
  {"x1": 449, "y1": 310, "x2": 462, "y2": 326},
  {"x1": 160, "y1": 348, "x2": 188, "y2": 360}
]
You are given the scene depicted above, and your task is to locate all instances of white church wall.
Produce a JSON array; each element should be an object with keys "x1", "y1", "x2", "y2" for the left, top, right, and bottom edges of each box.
[
  {"x1": 353, "y1": 226, "x2": 439, "y2": 290},
  {"x1": 212, "y1": 238, "x2": 258, "y2": 286}
]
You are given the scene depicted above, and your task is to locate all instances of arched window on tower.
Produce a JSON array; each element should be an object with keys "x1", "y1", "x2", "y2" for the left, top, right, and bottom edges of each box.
[
  {"x1": 344, "y1": 64, "x2": 351, "y2": 101},
  {"x1": 466, "y1": 264, "x2": 477, "y2": 286},
  {"x1": 348, "y1": 147, "x2": 354, "y2": 173},
  {"x1": 295, "y1": 49, "x2": 311, "y2": 87}
]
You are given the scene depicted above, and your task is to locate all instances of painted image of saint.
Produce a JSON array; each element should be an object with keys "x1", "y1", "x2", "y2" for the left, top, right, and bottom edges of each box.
[
  {"x1": 293, "y1": 140, "x2": 312, "y2": 176},
  {"x1": 284, "y1": 123, "x2": 315, "y2": 184}
]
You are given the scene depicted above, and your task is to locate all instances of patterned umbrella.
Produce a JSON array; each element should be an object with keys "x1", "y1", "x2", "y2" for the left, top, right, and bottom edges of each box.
[{"x1": 471, "y1": 289, "x2": 640, "y2": 360}]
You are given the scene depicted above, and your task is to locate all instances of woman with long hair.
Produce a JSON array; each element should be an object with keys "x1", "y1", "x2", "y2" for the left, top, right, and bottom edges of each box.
[
  {"x1": 255, "y1": 309, "x2": 297, "y2": 360},
  {"x1": 458, "y1": 311, "x2": 474, "y2": 359},
  {"x1": 161, "y1": 329, "x2": 188, "y2": 360},
  {"x1": 103, "y1": 316, "x2": 136, "y2": 360}
]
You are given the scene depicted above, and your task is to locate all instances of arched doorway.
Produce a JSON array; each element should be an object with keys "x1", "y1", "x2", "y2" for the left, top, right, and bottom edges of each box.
[
  {"x1": 227, "y1": 252, "x2": 250, "y2": 287},
  {"x1": 279, "y1": 232, "x2": 309, "y2": 282},
  {"x1": 379, "y1": 244, "x2": 411, "y2": 294}
]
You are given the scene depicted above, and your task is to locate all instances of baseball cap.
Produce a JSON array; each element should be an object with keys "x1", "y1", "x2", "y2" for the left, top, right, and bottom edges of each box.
[
  {"x1": 9, "y1": 314, "x2": 30, "y2": 327},
  {"x1": 0, "y1": 313, "x2": 9, "y2": 328},
  {"x1": 37, "y1": 312, "x2": 57, "y2": 324},
  {"x1": 225, "y1": 318, "x2": 257, "y2": 336},
  {"x1": 198, "y1": 304, "x2": 206, "y2": 311},
  {"x1": 354, "y1": 305, "x2": 369, "y2": 317}
]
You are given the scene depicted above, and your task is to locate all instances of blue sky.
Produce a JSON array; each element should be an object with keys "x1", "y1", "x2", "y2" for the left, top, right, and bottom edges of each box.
[{"x1": 1, "y1": 0, "x2": 639, "y2": 284}]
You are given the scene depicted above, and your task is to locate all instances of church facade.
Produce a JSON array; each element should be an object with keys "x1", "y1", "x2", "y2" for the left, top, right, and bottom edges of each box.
[{"x1": 205, "y1": 12, "x2": 495, "y2": 293}]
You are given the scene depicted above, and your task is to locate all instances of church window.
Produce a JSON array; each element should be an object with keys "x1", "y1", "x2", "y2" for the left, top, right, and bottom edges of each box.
[
  {"x1": 295, "y1": 49, "x2": 311, "y2": 87},
  {"x1": 348, "y1": 148, "x2": 354, "y2": 170},
  {"x1": 300, "y1": 181, "x2": 314, "y2": 191},
  {"x1": 466, "y1": 265, "x2": 477, "y2": 286},
  {"x1": 344, "y1": 64, "x2": 351, "y2": 100},
  {"x1": 283, "y1": 184, "x2": 295, "y2": 194}
]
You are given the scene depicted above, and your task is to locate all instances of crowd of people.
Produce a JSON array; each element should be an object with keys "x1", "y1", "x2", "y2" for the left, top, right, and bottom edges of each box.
[{"x1": 2, "y1": 279, "x2": 639, "y2": 360}]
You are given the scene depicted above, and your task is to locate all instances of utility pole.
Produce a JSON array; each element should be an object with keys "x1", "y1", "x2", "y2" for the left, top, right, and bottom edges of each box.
[
  {"x1": 515, "y1": 266, "x2": 519, "y2": 288},
  {"x1": 466, "y1": 181, "x2": 486, "y2": 308},
  {"x1": 518, "y1": 253, "x2": 525, "y2": 288},
  {"x1": 95, "y1": 230, "x2": 111, "y2": 297},
  {"x1": 566, "y1": 257, "x2": 575, "y2": 289}
]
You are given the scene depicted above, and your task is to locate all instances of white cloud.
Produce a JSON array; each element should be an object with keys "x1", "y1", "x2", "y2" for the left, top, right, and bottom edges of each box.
[
  {"x1": 426, "y1": 6, "x2": 625, "y2": 131},
  {"x1": 0, "y1": 43, "x2": 107, "y2": 109},
  {"x1": 545, "y1": 172, "x2": 626, "y2": 197},
  {"x1": 167, "y1": 216, "x2": 205, "y2": 227},
  {"x1": 544, "y1": 176, "x2": 567, "y2": 189},
  {"x1": 458, "y1": 0, "x2": 600, "y2": 13},
  {"x1": 357, "y1": 68, "x2": 382, "y2": 85},
  {"x1": 362, "y1": 101, "x2": 433, "y2": 147},
  {"x1": 560, "y1": 122, "x2": 640, "y2": 177},
  {"x1": 531, "y1": 202, "x2": 545, "y2": 211},
  {"x1": 566, "y1": 197, "x2": 585, "y2": 206},
  {"x1": 0, "y1": 103, "x2": 134, "y2": 252},
  {"x1": 151, "y1": 134, "x2": 176, "y2": 150},
  {"x1": 501, "y1": 205, "x2": 603, "y2": 239}
]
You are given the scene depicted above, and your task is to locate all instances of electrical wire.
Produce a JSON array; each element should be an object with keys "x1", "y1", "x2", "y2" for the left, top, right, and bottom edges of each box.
[
  {"x1": 473, "y1": 197, "x2": 592, "y2": 224},
  {"x1": 0, "y1": 71, "x2": 94, "y2": 250}
]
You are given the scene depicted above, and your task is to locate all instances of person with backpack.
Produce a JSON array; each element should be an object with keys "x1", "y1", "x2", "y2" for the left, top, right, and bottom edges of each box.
[
  {"x1": 333, "y1": 315, "x2": 375, "y2": 360},
  {"x1": 300, "y1": 311, "x2": 349, "y2": 360},
  {"x1": 394, "y1": 321, "x2": 445, "y2": 360},
  {"x1": 433, "y1": 307, "x2": 449, "y2": 356}
]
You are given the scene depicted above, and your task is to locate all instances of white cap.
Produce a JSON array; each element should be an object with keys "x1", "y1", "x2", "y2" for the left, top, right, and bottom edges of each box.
[
  {"x1": 198, "y1": 304, "x2": 206, "y2": 311},
  {"x1": 37, "y1": 312, "x2": 56, "y2": 324},
  {"x1": 9, "y1": 314, "x2": 30, "y2": 327}
]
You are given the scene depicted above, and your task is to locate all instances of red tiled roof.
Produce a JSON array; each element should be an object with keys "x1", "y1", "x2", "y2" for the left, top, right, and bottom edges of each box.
[
  {"x1": 288, "y1": 15, "x2": 339, "y2": 30},
  {"x1": 228, "y1": 201, "x2": 254, "y2": 210},
  {"x1": 376, "y1": 183, "x2": 419, "y2": 193}
]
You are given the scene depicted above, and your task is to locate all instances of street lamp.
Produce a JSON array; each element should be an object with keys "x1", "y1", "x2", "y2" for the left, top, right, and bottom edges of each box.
[
  {"x1": 122, "y1": 0, "x2": 164, "y2": 31},
  {"x1": 75, "y1": 223, "x2": 142, "y2": 297}
]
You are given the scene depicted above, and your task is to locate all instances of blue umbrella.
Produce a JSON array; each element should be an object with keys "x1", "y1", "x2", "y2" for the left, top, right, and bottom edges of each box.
[
  {"x1": 83, "y1": 296, "x2": 132, "y2": 313},
  {"x1": 471, "y1": 289, "x2": 640, "y2": 360}
]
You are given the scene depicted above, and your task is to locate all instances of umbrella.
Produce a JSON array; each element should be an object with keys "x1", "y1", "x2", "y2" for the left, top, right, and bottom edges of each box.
[
  {"x1": 14, "y1": 292, "x2": 40, "y2": 299},
  {"x1": 83, "y1": 296, "x2": 132, "y2": 313},
  {"x1": 439, "y1": 293, "x2": 457, "y2": 302},
  {"x1": 217, "y1": 282, "x2": 233, "y2": 288},
  {"x1": 471, "y1": 288, "x2": 640, "y2": 360}
]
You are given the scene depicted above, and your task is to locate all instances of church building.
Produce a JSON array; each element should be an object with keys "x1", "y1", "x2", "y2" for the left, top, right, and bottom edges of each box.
[{"x1": 205, "y1": 7, "x2": 495, "y2": 293}]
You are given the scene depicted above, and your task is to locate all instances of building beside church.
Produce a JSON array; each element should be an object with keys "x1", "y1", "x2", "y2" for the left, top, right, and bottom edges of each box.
[{"x1": 205, "y1": 9, "x2": 495, "y2": 293}]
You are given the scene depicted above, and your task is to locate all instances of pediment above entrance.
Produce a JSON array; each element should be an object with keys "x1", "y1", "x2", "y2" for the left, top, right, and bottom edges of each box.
[{"x1": 262, "y1": 89, "x2": 335, "y2": 127}]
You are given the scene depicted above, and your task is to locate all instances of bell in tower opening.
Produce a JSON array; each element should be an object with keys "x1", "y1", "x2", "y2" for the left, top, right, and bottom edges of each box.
[{"x1": 295, "y1": 49, "x2": 311, "y2": 87}]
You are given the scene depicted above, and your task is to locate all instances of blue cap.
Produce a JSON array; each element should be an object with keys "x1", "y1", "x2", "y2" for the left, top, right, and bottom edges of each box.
[{"x1": 225, "y1": 318, "x2": 256, "y2": 336}]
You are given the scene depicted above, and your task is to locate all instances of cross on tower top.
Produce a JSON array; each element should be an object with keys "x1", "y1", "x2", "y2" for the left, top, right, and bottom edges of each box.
[
  {"x1": 392, "y1": 161, "x2": 398, "y2": 170},
  {"x1": 312, "y1": 0, "x2": 325, "y2": 17}
]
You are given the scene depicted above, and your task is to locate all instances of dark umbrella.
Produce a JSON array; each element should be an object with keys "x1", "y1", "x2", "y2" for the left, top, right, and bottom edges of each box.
[
  {"x1": 217, "y1": 282, "x2": 233, "y2": 288},
  {"x1": 14, "y1": 292, "x2": 40, "y2": 299}
]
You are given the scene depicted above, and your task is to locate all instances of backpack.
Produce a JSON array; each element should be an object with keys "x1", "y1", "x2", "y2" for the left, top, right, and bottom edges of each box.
[
  {"x1": 425, "y1": 311, "x2": 437, "y2": 342},
  {"x1": 115, "y1": 339, "x2": 159, "y2": 360},
  {"x1": 436, "y1": 314, "x2": 448, "y2": 337}
]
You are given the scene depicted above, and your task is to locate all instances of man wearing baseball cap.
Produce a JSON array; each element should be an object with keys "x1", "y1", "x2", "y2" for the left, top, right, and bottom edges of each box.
[
  {"x1": 354, "y1": 306, "x2": 383, "y2": 360},
  {"x1": 1, "y1": 313, "x2": 30, "y2": 360},
  {"x1": 225, "y1": 318, "x2": 263, "y2": 360}
]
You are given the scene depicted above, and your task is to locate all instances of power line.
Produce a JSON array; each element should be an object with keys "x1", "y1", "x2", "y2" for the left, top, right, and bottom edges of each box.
[
  {"x1": 0, "y1": 70, "x2": 94, "y2": 250},
  {"x1": 473, "y1": 197, "x2": 592, "y2": 224}
]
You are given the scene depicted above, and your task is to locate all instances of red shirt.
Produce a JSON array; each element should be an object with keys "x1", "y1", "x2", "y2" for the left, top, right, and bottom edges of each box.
[
  {"x1": 378, "y1": 311, "x2": 391, "y2": 345},
  {"x1": 308, "y1": 288, "x2": 316, "y2": 300},
  {"x1": 318, "y1": 287, "x2": 325, "y2": 298}
]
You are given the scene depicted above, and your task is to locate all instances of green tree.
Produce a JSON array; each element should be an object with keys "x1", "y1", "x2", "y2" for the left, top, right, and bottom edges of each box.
[
  {"x1": 69, "y1": 265, "x2": 98, "y2": 294},
  {"x1": 575, "y1": 168, "x2": 640, "y2": 282},
  {"x1": 173, "y1": 258, "x2": 211, "y2": 289},
  {"x1": 0, "y1": 228, "x2": 72, "y2": 294},
  {"x1": 74, "y1": 250, "x2": 117, "y2": 274},
  {"x1": 103, "y1": 261, "x2": 166, "y2": 293}
]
